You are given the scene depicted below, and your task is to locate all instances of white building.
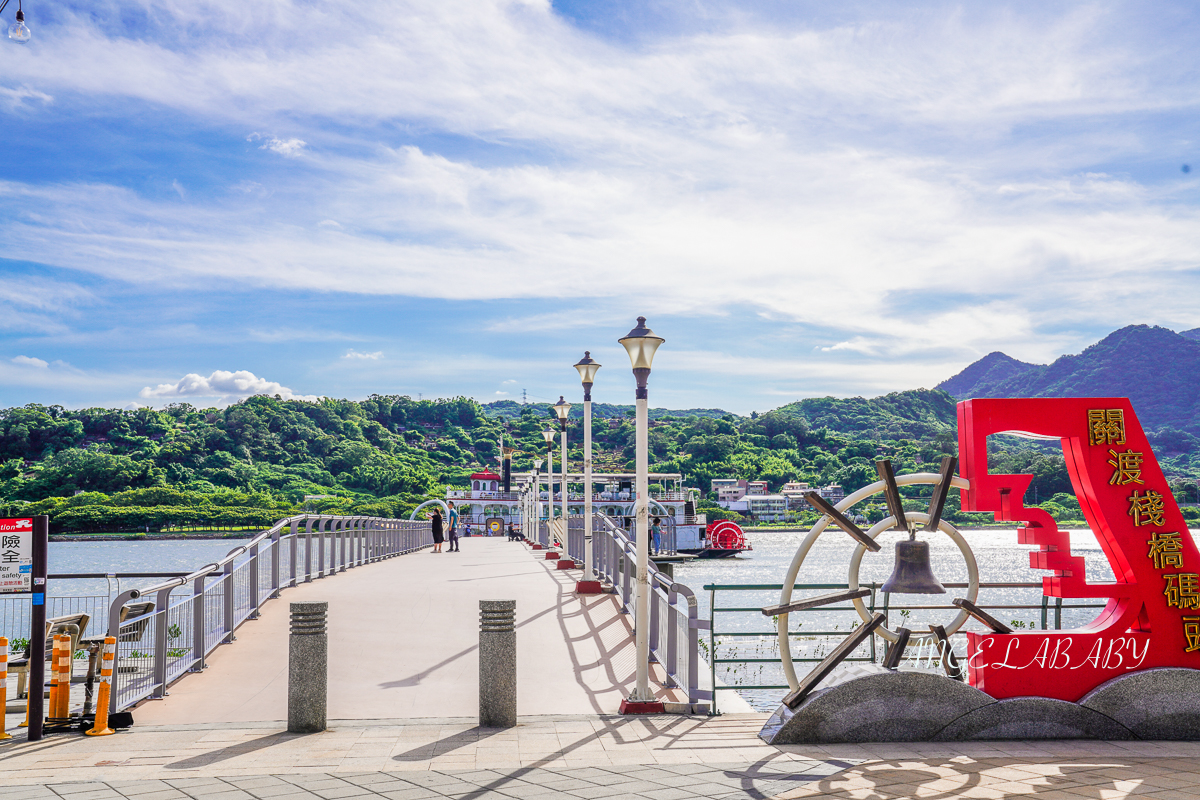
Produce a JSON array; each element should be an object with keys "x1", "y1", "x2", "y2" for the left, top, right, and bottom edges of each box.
[{"x1": 745, "y1": 494, "x2": 787, "y2": 521}]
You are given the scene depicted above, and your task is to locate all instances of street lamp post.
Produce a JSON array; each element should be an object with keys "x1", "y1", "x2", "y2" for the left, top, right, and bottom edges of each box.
[
  {"x1": 553, "y1": 397, "x2": 572, "y2": 551},
  {"x1": 618, "y1": 316, "x2": 665, "y2": 713},
  {"x1": 533, "y1": 458, "x2": 545, "y2": 547},
  {"x1": 541, "y1": 429, "x2": 556, "y2": 548},
  {"x1": 574, "y1": 352, "x2": 601, "y2": 593}
]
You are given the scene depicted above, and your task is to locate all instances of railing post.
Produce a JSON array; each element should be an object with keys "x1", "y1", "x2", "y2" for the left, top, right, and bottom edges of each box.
[
  {"x1": 688, "y1": 603, "x2": 702, "y2": 704},
  {"x1": 649, "y1": 578, "x2": 660, "y2": 662},
  {"x1": 191, "y1": 574, "x2": 206, "y2": 672},
  {"x1": 334, "y1": 517, "x2": 343, "y2": 571},
  {"x1": 319, "y1": 518, "x2": 330, "y2": 577},
  {"x1": 665, "y1": 586, "x2": 679, "y2": 686},
  {"x1": 271, "y1": 524, "x2": 282, "y2": 598},
  {"x1": 151, "y1": 586, "x2": 173, "y2": 698},
  {"x1": 248, "y1": 543, "x2": 260, "y2": 619},
  {"x1": 353, "y1": 516, "x2": 360, "y2": 565},
  {"x1": 304, "y1": 517, "x2": 316, "y2": 582},
  {"x1": 290, "y1": 519, "x2": 300, "y2": 588},
  {"x1": 223, "y1": 559, "x2": 235, "y2": 643}
]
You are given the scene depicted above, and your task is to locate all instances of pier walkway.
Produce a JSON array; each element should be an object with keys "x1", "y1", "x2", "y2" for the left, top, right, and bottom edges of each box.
[
  {"x1": 10, "y1": 536, "x2": 1193, "y2": 798},
  {"x1": 128, "y1": 537, "x2": 683, "y2": 724}
]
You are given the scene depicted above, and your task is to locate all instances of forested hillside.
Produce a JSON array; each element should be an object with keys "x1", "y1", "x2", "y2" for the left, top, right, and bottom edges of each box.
[
  {"x1": 939, "y1": 325, "x2": 1200, "y2": 436},
  {"x1": 2, "y1": 381, "x2": 1196, "y2": 534}
]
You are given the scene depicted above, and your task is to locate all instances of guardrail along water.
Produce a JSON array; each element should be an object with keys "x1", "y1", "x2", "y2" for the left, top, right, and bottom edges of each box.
[{"x1": 2, "y1": 515, "x2": 432, "y2": 715}]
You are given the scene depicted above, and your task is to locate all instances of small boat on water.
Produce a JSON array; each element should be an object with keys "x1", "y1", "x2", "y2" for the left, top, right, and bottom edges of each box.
[{"x1": 678, "y1": 519, "x2": 753, "y2": 559}]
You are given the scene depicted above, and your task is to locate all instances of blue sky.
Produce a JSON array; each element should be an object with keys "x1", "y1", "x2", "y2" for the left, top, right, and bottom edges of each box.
[{"x1": 0, "y1": 0, "x2": 1197, "y2": 414}]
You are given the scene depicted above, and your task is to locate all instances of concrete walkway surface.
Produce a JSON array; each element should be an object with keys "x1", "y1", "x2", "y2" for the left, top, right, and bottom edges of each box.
[
  {"x1": 129, "y1": 537, "x2": 686, "y2": 723},
  {"x1": 4, "y1": 713, "x2": 1200, "y2": 798}
]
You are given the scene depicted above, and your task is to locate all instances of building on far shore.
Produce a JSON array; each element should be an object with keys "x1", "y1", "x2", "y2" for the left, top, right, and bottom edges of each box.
[
  {"x1": 780, "y1": 481, "x2": 811, "y2": 510},
  {"x1": 711, "y1": 478, "x2": 747, "y2": 502}
]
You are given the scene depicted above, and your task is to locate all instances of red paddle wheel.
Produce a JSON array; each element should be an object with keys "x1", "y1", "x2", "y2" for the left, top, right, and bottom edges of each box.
[{"x1": 704, "y1": 520, "x2": 751, "y2": 557}]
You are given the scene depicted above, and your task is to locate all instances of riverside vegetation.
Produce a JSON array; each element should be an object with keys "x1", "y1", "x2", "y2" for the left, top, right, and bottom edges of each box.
[
  {"x1": 1, "y1": 392, "x2": 1198, "y2": 535},
  {"x1": 4, "y1": 324, "x2": 1200, "y2": 534}
]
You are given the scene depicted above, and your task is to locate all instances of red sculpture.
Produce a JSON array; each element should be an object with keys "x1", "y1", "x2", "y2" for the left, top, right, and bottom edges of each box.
[{"x1": 958, "y1": 397, "x2": 1200, "y2": 701}]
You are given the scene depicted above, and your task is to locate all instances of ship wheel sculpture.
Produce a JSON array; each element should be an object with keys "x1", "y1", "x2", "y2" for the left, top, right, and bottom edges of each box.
[{"x1": 773, "y1": 456, "x2": 980, "y2": 693}]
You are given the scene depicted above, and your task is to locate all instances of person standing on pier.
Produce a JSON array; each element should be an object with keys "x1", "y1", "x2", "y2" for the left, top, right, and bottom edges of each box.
[
  {"x1": 651, "y1": 517, "x2": 662, "y2": 556},
  {"x1": 430, "y1": 506, "x2": 445, "y2": 553},
  {"x1": 447, "y1": 501, "x2": 460, "y2": 552}
]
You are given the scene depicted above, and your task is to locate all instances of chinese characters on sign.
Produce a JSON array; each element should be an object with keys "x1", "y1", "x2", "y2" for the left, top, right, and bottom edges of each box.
[
  {"x1": 1128, "y1": 490, "x2": 1166, "y2": 527},
  {"x1": 1163, "y1": 574, "x2": 1200, "y2": 610},
  {"x1": 1088, "y1": 409, "x2": 1197, "y2": 654},
  {"x1": 0, "y1": 518, "x2": 33, "y2": 593},
  {"x1": 1089, "y1": 409, "x2": 1126, "y2": 446},
  {"x1": 1108, "y1": 449, "x2": 1145, "y2": 485},
  {"x1": 1148, "y1": 532, "x2": 1185, "y2": 569}
]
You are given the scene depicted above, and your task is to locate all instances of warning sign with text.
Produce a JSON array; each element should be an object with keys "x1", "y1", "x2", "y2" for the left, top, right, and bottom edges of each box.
[{"x1": 0, "y1": 518, "x2": 33, "y2": 593}]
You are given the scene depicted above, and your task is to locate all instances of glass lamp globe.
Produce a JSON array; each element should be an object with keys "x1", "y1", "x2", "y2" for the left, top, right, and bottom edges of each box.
[
  {"x1": 618, "y1": 316, "x2": 664, "y2": 371},
  {"x1": 574, "y1": 351, "x2": 601, "y2": 384},
  {"x1": 8, "y1": 10, "x2": 30, "y2": 43},
  {"x1": 553, "y1": 396, "x2": 572, "y2": 423},
  {"x1": 541, "y1": 429, "x2": 556, "y2": 445}
]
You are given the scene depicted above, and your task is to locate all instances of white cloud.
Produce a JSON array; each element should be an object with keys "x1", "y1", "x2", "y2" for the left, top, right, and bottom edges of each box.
[
  {"x1": 246, "y1": 327, "x2": 362, "y2": 343},
  {"x1": 341, "y1": 349, "x2": 383, "y2": 360},
  {"x1": 0, "y1": 86, "x2": 52, "y2": 111},
  {"x1": 0, "y1": 1, "x2": 1197, "y2": 384},
  {"x1": 12, "y1": 355, "x2": 48, "y2": 368},
  {"x1": 248, "y1": 133, "x2": 307, "y2": 158},
  {"x1": 139, "y1": 370, "x2": 319, "y2": 404},
  {"x1": 171, "y1": 179, "x2": 186, "y2": 200}
]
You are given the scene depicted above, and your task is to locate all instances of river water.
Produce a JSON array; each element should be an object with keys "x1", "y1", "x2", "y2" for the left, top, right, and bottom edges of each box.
[
  {"x1": 670, "y1": 526, "x2": 1175, "y2": 711},
  {"x1": 9, "y1": 527, "x2": 1183, "y2": 712}
]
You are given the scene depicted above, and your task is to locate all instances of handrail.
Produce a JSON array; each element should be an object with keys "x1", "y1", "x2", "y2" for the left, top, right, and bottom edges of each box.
[
  {"x1": 100, "y1": 514, "x2": 431, "y2": 713},
  {"x1": 121, "y1": 514, "x2": 361, "y2": 600},
  {"x1": 704, "y1": 581, "x2": 1109, "y2": 709},
  {"x1": 577, "y1": 512, "x2": 707, "y2": 707}
]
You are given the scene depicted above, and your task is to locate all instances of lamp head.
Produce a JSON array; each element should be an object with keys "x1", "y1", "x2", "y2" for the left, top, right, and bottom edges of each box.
[
  {"x1": 541, "y1": 429, "x2": 556, "y2": 445},
  {"x1": 618, "y1": 316, "x2": 664, "y2": 372},
  {"x1": 553, "y1": 395, "x2": 572, "y2": 424},
  {"x1": 574, "y1": 351, "x2": 601, "y2": 385},
  {"x1": 534, "y1": 458, "x2": 544, "y2": 471}
]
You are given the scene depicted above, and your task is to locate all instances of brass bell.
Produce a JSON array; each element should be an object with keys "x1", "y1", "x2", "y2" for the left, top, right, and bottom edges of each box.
[{"x1": 880, "y1": 531, "x2": 945, "y2": 595}]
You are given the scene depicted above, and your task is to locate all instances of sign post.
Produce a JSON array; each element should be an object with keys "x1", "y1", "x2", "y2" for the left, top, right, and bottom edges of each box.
[{"x1": 0, "y1": 516, "x2": 47, "y2": 740}]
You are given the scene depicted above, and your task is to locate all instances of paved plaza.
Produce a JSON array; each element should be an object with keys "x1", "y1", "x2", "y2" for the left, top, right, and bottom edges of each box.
[
  {"x1": 4, "y1": 714, "x2": 1200, "y2": 798},
  {"x1": 6, "y1": 538, "x2": 1200, "y2": 798}
]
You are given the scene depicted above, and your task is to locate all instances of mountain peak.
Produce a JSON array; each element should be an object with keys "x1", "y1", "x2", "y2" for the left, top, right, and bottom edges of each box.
[
  {"x1": 938, "y1": 325, "x2": 1200, "y2": 433},
  {"x1": 937, "y1": 351, "x2": 1040, "y2": 399}
]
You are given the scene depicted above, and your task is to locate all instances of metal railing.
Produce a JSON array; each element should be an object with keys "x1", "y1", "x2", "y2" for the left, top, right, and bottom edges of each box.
[
  {"x1": 705, "y1": 581, "x2": 1107, "y2": 713},
  {"x1": 589, "y1": 516, "x2": 679, "y2": 555},
  {"x1": 559, "y1": 513, "x2": 708, "y2": 706},
  {"x1": 100, "y1": 515, "x2": 432, "y2": 713}
]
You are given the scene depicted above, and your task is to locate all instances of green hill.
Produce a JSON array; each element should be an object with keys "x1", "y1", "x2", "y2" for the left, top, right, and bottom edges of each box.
[
  {"x1": 773, "y1": 389, "x2": 959, "y2": 441},
  {"x1": 482, "y1": 400, "x2": 734, "y2": 421},
  {"x1": 937, "y1": 325, "x2": 1200, "y2": 435}
]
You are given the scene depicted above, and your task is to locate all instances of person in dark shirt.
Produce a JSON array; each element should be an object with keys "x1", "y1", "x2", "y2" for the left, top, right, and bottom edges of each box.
[{"x1": 430, "y1": 507, "x2": 444, "y2": 553}]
